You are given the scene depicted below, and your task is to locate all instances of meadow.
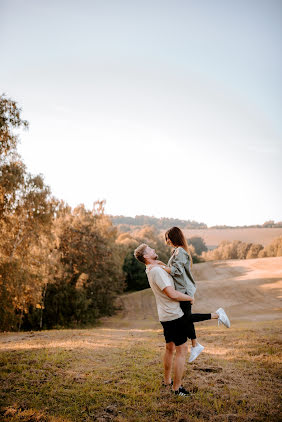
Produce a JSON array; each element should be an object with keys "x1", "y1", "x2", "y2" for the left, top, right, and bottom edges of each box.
[{"x1": 1, "y1": 257, "x2": 281, "y2": 422}]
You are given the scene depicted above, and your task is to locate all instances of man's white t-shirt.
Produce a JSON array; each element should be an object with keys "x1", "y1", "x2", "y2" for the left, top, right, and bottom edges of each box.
[{"x1": 146, "y1": 266, "x2": 184, "y2": 322}]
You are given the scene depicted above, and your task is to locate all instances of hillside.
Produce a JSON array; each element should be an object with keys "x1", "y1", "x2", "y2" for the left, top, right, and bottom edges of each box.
[{"x1": 102, "y1": 256, "x2": 282, "y2": 328}]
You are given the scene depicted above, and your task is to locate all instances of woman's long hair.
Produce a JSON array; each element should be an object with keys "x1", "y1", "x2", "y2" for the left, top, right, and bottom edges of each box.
[{"x1": 165, "y1": 226, "x2": 193, "y2": 266}]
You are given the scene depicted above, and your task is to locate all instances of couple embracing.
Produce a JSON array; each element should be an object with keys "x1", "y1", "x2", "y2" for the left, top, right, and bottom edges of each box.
[{"x1": 134, "y1": 226, "x2": 230, "y2": 397}]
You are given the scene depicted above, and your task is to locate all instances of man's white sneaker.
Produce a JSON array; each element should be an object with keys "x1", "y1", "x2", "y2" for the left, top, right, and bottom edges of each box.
[
  {"x1": 216, "y1": 308, "x2": 230, "y2": 328},
  {"x1": 188, "y1": 343, "x2": 204, "y2": 363}
]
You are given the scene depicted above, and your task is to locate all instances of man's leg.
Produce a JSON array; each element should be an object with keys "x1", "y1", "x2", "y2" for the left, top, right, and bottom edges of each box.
[
  {"x1": 163, "y1": 342, "x2": 175, "y2": 385},
  {"x1": 173, "y1": 341, "x2": 188, "y2": 391}
]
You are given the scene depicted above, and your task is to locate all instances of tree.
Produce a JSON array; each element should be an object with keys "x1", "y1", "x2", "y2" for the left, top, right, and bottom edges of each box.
[
  {"x1": 188, "y1": 236, "x2": 208, "y2": 255},
  {"x1": 41, "y1": 202, "x2": 125, "y2": 328},
  {"x1": 122, "y1": 252, "x2": 149, "y2": 291},
  {"x1": 0, "y1": 94, "x2": 56, "y2": 331},
  {"x1": 246, "y1": 244, "x2": 264, "y2": 259},
  {"x1": 237, "y1": 242, "x2": 252, "y2": 259},
  {"x1": 260, "y1": 236, "x2": 282, "y2": 257},
  {"x1": 0, "y1": 93, "x2": 28, "y2": 157},
  {"x1": 202, "y1": 240, "x2": 264, "y2": 261}
]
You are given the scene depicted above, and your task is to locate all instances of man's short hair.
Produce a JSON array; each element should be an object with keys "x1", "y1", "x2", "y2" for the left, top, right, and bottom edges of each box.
[{"x1": 134, "y1": 243, "x2": 148, "y2": 264}]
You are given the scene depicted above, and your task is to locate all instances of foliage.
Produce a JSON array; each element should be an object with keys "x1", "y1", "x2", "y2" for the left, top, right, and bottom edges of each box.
[
  {"x1": 0, "y1": 94, "x2": 56, "y2": 331},
  {"x1": 122, "y1": 252, "x2": 149, "y2": 291},
  {"x1": 210, "y1": 220, "x2": 282, "y2": 229},
  {"x1": 187, "y1": 236, "x2": 208, "y2": 255},
  {"x1": 259, "y1": 236, "x2": 282, "y2": 258},
  {"x1": 112, "y1": 215, "x2": 282, "y2": 231},
  {"x1": 202, "y1": 237, "x2": 282, "y2": 261},
  {"x1": 0, "y1": 94, "x2": 125, "y2": 331},
  {"x1": 0, "y1": 93, "x2": 28, "y2": 157},
  {"x1": 44, "y1": 203, "x2": 125, "y2": 327}
]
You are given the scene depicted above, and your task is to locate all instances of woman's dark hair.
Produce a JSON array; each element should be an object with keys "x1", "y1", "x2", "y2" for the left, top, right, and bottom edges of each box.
[{"x1": 165, "y1": 226, "x2": 189, "y2": 253}]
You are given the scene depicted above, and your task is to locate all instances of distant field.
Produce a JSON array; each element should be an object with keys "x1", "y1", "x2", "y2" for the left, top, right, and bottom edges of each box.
[{"x1": 182, "y1": 228, "x2": 282, "y2": 248}]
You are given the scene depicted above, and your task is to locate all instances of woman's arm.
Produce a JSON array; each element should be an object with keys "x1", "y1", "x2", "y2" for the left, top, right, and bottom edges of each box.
[{"x1": 168, "y1": 248, "x2": 187, "y2": 277}]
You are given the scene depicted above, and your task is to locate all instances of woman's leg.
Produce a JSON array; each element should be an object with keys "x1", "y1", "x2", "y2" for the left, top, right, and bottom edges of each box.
[
  {"x1": 180, "y1": 302, "x2": 197, "y2": 345},
  {"x1": 191, "y1": 313, "x2": 219, "y2": 322},
  {"x1": 191, "y1": 313, "x2": 211, "y2": 323},
  {"x1": 186, "y1": 320, "x2": 197, "y2": 344}
]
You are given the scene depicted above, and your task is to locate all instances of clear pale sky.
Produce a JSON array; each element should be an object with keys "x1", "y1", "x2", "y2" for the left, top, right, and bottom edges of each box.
[{"x1": 1, "y1": 0, "x2": 281, "y2": 226}]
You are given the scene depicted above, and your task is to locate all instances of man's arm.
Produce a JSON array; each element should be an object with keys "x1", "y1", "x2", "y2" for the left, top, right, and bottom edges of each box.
[{"x1": 163, "y1": 286, "x2": 194, "y2": 303}]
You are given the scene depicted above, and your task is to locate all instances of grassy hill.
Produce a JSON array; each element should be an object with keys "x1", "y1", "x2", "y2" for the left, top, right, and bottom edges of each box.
[{"x1": 1, "y1": 258, "x2": 281, "y2": 421}]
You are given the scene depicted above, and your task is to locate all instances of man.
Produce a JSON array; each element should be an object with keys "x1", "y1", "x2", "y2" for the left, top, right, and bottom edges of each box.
[
  {"x1": 134, "y1": 243, "x2": 229, "y2": 397},
  {"x1": 134, "y1": 243, "x2": 195, "y2": 396}
]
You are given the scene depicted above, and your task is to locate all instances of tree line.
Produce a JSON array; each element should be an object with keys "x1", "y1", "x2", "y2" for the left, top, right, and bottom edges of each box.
[
  {"x1": 0, "y1": 95, "x2": 127, "y2": 331},
  {"x1": 202, "y1": 237, "x2": 282, "y2": 261},
  {"x1": 0, "y1": 94, "x2": 205, "y2": 331},
  {"x1": 111, "y1": 216, "x2": 282, "y2": 231},
  {"x1": 111, "y1": 215, "x2": 207, "y2": 231},
  {"x1": 209, "y1": 221, "x2": 282, "y2": 229}
]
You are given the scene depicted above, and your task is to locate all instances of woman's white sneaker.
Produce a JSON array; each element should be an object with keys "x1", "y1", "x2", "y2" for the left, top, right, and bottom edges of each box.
[
  {"x1": 188, "y1": 343, "x2": 204, "y2": 363},
  {"x1": 216, "y1": 308, "x2": 230, "y2": 328}
]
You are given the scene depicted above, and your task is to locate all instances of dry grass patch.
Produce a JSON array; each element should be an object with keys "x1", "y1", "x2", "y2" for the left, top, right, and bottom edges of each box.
[{"x1": 0, "y1": 320, "x2": 281, "y2": 422}]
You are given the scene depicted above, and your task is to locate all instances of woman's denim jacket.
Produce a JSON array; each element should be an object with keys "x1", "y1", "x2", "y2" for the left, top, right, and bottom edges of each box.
[{"x1": 167, "y1": 247, "x2": 196, "y2": 298}]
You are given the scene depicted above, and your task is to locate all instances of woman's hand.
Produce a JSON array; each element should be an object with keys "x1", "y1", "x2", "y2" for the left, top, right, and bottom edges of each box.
[{"x1": 190, "y1": 298, "x2": 195, "y2": 305}]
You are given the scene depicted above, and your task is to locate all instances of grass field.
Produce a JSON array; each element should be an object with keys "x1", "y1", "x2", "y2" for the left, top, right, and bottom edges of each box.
[{"x1": 1, "y1": 258, "x2": 281, "y2": 422}]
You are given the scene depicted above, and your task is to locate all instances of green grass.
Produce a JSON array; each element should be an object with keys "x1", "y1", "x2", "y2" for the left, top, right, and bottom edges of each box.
[{"x1": 0, "y1": 321, "x2": 281, "y2": 422}]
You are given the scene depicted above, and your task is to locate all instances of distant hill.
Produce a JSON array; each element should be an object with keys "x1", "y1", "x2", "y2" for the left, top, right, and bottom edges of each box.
[
  {"x1": 110, "y1": 215, "x2": 282, "y2": 232},
  {"x1": 110, "y1": 215, "x2": 207, "y2": 231}
]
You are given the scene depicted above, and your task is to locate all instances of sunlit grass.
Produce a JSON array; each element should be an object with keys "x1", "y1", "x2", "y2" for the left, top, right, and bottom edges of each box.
[{"x1": 0, "y1": 320, "x2": 281, "y2": 421}]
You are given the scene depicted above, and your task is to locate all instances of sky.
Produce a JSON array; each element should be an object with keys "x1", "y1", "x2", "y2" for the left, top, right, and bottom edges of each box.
[{"x1": 1, "y1": 0, "x2": 281, "y2": 226}]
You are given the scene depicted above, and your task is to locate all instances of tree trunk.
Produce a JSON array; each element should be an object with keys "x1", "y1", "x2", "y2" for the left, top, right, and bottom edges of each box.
[{"x1": 40, "y1": 285, "x2": 47, "y2": 330}]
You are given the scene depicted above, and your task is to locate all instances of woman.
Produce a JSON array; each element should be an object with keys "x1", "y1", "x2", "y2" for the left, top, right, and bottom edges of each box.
[{"x1": 158, "y1": 226, "x2": 230, "y2": 363}]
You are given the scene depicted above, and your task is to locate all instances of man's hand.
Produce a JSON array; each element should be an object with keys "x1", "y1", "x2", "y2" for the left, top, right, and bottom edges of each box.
[
  {"x1": 190, "y1": 298, "x2": 195, "y2": 305},
  {"x1": 163, "y1": 286, "x2": 194, "y2": 303}
]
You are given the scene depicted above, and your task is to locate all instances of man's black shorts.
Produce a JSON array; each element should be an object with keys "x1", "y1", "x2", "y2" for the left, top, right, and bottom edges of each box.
[{"x1": 160, "y1": 315, "x2": 188, "y2": 346}]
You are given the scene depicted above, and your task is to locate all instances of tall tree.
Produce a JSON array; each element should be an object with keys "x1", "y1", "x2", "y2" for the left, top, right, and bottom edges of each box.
[
  {"x1": 0, "y1": 94, "x2": 56, "y2": 330},
  {"x1": 42, "y1": 202, "x2": 125, "y2": 328}
]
